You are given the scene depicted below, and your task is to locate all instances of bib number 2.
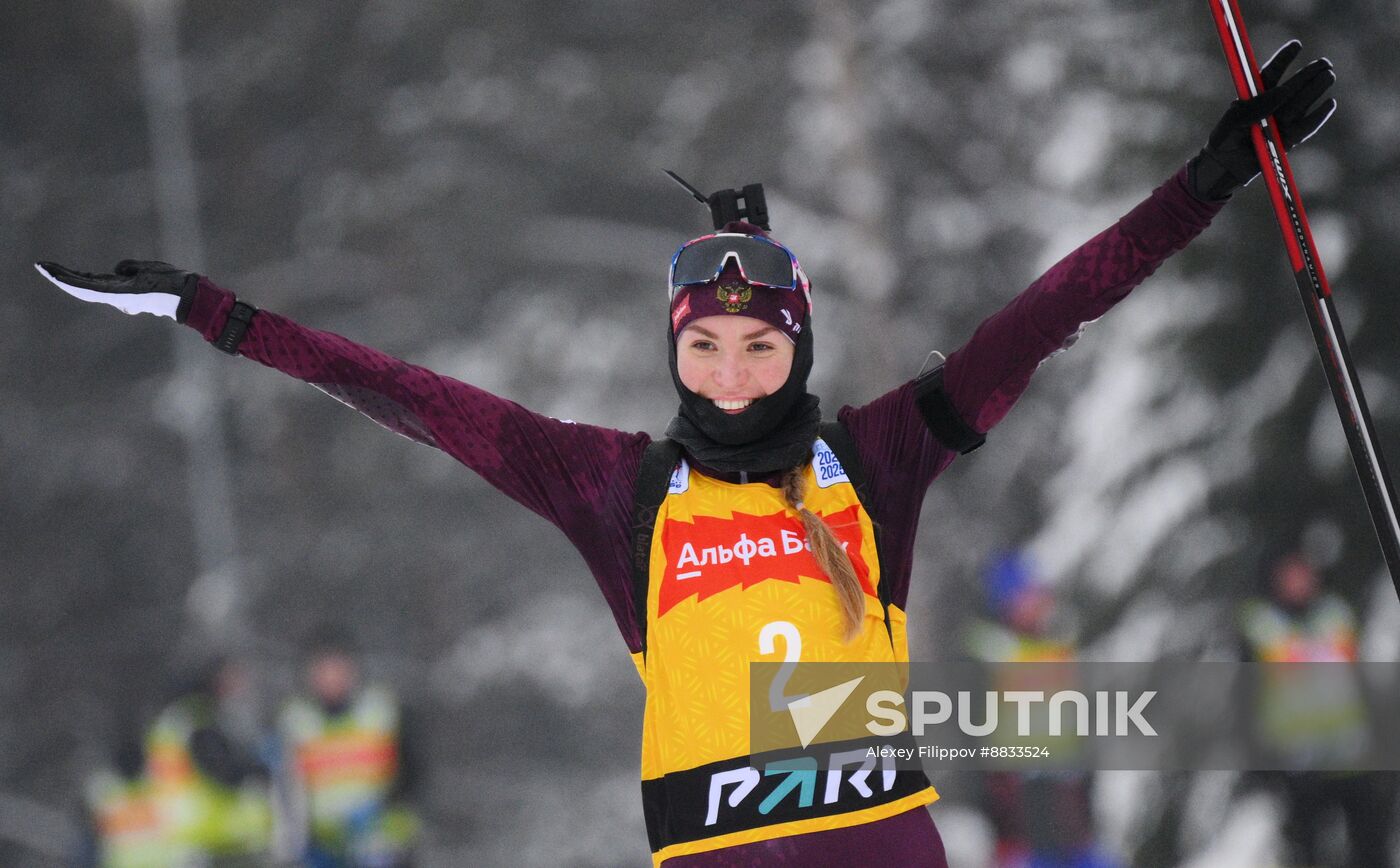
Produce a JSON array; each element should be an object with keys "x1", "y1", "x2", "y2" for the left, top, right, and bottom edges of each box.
[{"x1": 759, "y1": 621, "x2": 810, "y2": 712}]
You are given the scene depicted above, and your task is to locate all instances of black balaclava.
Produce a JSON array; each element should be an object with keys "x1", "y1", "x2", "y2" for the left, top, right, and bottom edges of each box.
[{"x1": 665, "y1": 286, "x2": 821, "y2": 473}]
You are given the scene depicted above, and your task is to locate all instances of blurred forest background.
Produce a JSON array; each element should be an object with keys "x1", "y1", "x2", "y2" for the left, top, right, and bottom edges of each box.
[{"x1": 3, "y1": 0, "x2": 1399, "y2": 864}]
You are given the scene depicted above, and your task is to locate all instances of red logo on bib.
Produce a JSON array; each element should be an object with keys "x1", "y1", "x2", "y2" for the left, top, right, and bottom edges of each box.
[{"x1": 657, "y1": 506, "x2": 872, "y2": 617}]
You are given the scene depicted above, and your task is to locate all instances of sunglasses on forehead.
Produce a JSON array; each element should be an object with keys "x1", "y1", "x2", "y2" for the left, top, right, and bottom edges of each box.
[{"x1": 668, "y1": 233, "x2": 811, "y2": 302}]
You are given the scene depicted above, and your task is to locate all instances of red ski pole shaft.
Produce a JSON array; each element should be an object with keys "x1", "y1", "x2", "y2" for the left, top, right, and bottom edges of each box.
[{"x1": 1208, "y1": 0, "x2": 1400, "y2": 598}]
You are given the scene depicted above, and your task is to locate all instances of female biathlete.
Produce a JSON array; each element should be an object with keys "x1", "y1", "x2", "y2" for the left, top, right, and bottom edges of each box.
[{"x1": 37, "y1": 43, "x2": 1334, "y2": 867}]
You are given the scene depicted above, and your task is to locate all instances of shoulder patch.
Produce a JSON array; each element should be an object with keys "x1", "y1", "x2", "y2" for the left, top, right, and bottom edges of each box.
[
  {"x1": 811, "y1": 438, "x2": 849, "y2": 488},
  {"x1": 668, "y1": 458, "x2": 691, "y2": 494}
]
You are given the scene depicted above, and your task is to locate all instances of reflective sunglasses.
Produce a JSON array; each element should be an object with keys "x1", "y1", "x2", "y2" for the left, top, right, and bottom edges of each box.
[{"x1": 668, "y1": 233, "x2": 810, "y2": 302}]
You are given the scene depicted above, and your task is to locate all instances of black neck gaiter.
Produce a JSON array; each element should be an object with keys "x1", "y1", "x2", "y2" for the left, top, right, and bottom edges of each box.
[{"x1": 665, "y1": 316, "x2": 820, "y2": 474}]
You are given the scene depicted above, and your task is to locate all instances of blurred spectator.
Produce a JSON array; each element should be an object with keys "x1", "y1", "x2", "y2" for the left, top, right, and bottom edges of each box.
[
  {"x1": 76, "y1": 739, "x2": 171, "y2": 867},
  {"x1": 1238, "y1": 546, "x2": 1397, "y2": 868},
  {"x1": 965, "y1": 551, "x2": 1070, "y2": 666},
  {"x1": 146, "y1": 656, "x2": 274, "y2": 865},
  {"x1": 275, "y1": 628, "x2": 420, "y2": 867},
  {"x1": 964, "y1": 551, "x2": 1118, "y2": 868}
]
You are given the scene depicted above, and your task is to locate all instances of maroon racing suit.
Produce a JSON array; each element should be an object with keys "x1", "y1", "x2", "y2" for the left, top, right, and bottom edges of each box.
[{"x1": 182, "y1": 168, "x2": 1222, "y2": 867}]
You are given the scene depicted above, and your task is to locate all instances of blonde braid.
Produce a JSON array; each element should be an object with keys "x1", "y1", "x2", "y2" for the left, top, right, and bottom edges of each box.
[{"x1": 780, "y1": 465, "x2": 866, "y2": 642}]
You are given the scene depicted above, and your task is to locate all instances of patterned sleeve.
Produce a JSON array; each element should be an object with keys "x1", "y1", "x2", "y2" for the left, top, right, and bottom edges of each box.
[
  {"x1": 940, "y1": 165, "x2": 1225, "y2": 433},
  {"x1": 183, "y1": 282, "x2": 650, "y2": 648},
  {"x1": 841, "y1": 167, "x2": 1226, "y2": 608}
]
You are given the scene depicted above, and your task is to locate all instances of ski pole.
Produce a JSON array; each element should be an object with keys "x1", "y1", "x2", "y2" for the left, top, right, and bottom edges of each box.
[{"x1": 1207, "y1": 0, "x2": 1400, "y2": 599}]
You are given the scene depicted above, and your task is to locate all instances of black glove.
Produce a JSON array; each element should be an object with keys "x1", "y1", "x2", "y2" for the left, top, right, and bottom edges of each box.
[
  {"x1": 34, "y1": 259, "x2": 199, "y2": 323},
  {"x1": 1189, "y1": 40, "x2": 1337, "y2": 201}
]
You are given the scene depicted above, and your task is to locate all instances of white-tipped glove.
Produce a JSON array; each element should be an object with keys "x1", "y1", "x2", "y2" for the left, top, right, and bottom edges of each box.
[{"x1": 35, "y1": 259, "x2": 198, "y2": 322}]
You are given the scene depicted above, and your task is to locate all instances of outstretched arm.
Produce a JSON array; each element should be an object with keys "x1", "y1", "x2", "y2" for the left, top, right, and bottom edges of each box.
[
  {"x1": 840, "y1": 40, "x2": 1334, "y2": 609},
  {"x1": 839, "y1": 170, "x2": 1223, "y2": 611},
  {"x1": 940, "y1": 165, "x2": 1223, "y2": 434},
  {"x1": 844, "y1": 166, "x2": 1227, "y2": 487},
  {"x1": 33, "y1": 263, "x2": 647, "y2": 552},
  {"x1": 187, "y1": 276, "x2": 649, "y2": 531},
  {"x1": 35, "y1": 262, "x2": 660, "y2": 649}
]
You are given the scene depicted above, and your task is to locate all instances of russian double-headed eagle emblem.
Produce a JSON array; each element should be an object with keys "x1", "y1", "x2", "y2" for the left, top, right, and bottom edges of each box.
[{"x1": 716, "y1": 280, "x2": 752, "y2": 313}]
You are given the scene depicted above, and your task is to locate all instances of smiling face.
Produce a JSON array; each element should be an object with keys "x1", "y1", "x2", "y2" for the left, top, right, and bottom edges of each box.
[{"x1": 676, "y1": 314, "x2": 796, "y2": 414}]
